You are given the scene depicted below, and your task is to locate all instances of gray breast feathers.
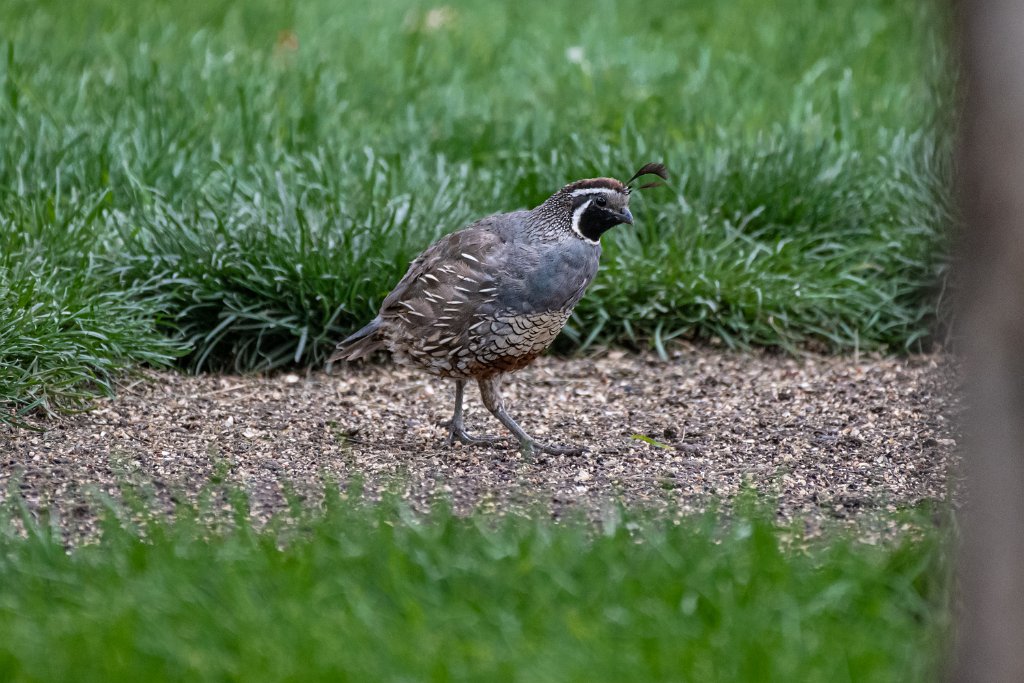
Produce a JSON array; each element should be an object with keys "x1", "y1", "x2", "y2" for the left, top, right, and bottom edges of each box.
[{"x1": 492, "y1": 237, "x2": 601, "y2": 315}]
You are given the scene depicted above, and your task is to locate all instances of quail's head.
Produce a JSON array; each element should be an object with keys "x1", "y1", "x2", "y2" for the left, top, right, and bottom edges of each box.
[{"x1": 552, "y1": 162, "x2": 669, "y2": 243}]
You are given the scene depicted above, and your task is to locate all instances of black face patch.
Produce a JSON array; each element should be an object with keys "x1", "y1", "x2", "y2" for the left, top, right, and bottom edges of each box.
[{"x1": 578, "y1": 201, "x2": 628, "y2": 242}]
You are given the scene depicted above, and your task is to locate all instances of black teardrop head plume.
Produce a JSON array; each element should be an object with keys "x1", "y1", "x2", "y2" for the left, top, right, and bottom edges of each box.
[{"x1": 625, "y1": 162, "x2": 669, "y2": 190}]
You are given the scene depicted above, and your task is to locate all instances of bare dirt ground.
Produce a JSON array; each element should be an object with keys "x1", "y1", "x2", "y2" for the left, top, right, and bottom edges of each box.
[{"x1": 2, "y1": 346, "x2": 959, "y2": 540}]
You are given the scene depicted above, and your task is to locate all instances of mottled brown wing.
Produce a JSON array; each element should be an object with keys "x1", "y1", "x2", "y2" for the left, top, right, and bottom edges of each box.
[
  {"x1": 329, "y1": 222, "x2": 505, "y2": 366},
  {"x1": 378, "y1": 220, "x2": 507, "y2": 346}
]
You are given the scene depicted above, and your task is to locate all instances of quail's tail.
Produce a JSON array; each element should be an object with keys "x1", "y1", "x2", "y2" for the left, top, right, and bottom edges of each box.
[{"x1": 327, "y1": 318, "x2": 385, "y2": 364}]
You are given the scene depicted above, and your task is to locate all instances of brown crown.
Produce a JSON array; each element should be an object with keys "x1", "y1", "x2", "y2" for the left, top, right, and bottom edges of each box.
[{"x1": 561, "y1": 177, "x2": 628, "y2": 194}]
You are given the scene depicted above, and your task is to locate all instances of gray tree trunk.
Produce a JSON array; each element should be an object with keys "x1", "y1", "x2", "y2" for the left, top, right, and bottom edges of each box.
[{"x1": 954, "y1": 1, "x2": 1024, "y2": 680}]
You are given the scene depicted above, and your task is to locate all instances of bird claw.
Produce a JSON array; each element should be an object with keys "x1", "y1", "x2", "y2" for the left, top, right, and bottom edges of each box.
[
  {"x1": 444, "y1": 419, "x2": 584, "y2": 458},
  {"x1": 446, "y1": 424, "x2": 504, "y2": 448},
  {"x1": 520, "y1": 441, "x2": 586, "y2": 458}
]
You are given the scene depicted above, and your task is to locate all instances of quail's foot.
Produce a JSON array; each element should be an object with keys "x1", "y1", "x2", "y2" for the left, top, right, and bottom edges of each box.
[
  {"x1": 446, "y1": 422, "x2": 504, "y2": 448},
  {"x1": 519, "y1": 440, "x2": 586, "y2": 459}
]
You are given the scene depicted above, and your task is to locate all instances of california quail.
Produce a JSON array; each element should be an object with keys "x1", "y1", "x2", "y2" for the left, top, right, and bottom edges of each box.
[{"x1": 329, "y1": 163, "x2": 668, "y2": 457}]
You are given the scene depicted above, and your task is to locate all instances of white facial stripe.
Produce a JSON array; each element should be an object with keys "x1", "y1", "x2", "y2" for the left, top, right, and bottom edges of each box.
[
  {"x1": 569, "y1": 187, "x2": 618, "y2": 198},
  {"x1": 570, "y1": 199, "x2": 600, "y2": 243}
]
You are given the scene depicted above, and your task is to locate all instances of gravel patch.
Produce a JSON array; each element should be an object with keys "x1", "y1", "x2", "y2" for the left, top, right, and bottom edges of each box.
[{"x1": 2, "y1": 347, "x2": 959, "y2": 540}]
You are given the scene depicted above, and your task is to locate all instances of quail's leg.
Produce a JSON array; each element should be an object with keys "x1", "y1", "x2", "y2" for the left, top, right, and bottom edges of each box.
[
  {"x1": 446, "y1": 379, "x2": 502, "y2": 447},
  {"x1": 477, "y1": 375, "x2": 584, "y2": 458}
]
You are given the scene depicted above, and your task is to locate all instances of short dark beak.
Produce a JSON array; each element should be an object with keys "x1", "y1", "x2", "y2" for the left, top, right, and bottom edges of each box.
[{"x1": 617, "y1": 208, "x2": 634, "y2": 225}]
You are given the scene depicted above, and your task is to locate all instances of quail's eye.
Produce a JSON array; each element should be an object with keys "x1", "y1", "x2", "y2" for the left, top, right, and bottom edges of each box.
[{"x1": 595, "y1": 195, "x2": 607, "y2": 207}]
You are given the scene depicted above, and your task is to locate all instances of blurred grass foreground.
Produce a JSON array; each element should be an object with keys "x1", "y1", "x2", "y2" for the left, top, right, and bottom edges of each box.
[
  {"x1": 0, "y1": 0, "x2": 952, "y2": 421},
  {"x1": 0, "y1": 493, "x2": 952, "y2": 682}
]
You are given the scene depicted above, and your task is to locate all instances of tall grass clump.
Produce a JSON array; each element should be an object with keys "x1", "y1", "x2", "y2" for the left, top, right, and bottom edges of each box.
[
  {"x1": 0, "y1": 192, "x2": 181, "y2": 426},
  {"x1": 0, "y1": 0, "x2": 955, "y2": 397}
]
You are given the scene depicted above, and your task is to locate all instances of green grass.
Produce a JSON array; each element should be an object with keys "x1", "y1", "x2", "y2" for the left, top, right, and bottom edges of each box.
[
  {"x1": 0, "y1": 0, "x2": 953, "y2": 418},
  {"x1": 0, "y1": 491, "x2": 952, "y2": 682},
  {"x1": 0, "y1": 193, "x2": 182, "y2": 425}
]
